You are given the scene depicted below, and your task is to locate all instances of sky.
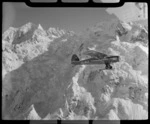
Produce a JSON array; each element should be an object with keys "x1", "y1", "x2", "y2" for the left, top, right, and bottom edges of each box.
[
  {"x1": 3, "y1": 1, "x2": 147, "y2": 34},
  {"x1": 107, "y1": 3, "x2": 148, "y2": 22},
  {"x1": 3, "y1": 2, "x2": 118, "y2": 34}
]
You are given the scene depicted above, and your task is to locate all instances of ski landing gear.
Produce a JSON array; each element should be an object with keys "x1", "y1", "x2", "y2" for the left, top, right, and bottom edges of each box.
[{"x1": 105, "y1": 62, "x2": 113, "y2": 69}]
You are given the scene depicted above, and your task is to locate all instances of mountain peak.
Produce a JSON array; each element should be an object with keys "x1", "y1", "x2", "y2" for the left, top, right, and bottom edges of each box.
[
  {"x1": 19, "y1": 22, "x2": 37, "y2": 34},
  {"x1": 38, "y1": 24, "x2": 44, "y2": 31}
]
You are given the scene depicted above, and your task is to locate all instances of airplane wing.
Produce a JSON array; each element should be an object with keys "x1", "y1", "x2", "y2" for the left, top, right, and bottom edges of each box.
[
  {"x1": 72, "y1": 56, "x2": 119, "y2": 65},
  {"x1": 83, "y1": 50, "x2": 107, "y2": 59}
]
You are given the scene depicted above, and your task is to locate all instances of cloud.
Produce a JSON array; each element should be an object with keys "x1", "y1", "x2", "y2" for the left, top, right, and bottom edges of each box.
[{"x1": 106, "y1": 3, "x2": 142, "y2": 22}]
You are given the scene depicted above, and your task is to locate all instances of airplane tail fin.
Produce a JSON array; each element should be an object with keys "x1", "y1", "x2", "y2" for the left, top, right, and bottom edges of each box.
[{"x1": 71, "y1": 54, "x2": 80, "y2": 62}]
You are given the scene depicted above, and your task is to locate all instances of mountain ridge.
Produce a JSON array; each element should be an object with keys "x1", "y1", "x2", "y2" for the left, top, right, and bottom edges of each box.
[{"x1": 2, "y1": 20, "x2": 148, "y2": 120}]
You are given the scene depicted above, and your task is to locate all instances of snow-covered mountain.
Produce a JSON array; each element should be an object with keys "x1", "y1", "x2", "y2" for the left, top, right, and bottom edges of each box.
[
  {"x1": 2, "y1": 20, "x2": 148, "y2": 120},
  {"x1": 2, "y1": 22, "x2": 74, "y2": 78}
]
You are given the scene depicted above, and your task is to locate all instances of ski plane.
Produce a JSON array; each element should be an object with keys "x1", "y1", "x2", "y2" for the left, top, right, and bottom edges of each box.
[{"x1": 71, "y1": 50, "x2": 120, "y2": 69}]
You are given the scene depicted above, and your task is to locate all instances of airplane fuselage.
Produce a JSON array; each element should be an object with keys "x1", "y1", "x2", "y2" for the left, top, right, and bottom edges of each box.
[{"x1": 71, "y1": 56, "x2": 119, "y2": 65}]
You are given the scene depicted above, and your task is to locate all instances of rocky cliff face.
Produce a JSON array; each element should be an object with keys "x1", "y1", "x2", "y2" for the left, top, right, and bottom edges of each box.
[{"x1": 2, "y1": 20, "x2": 148, "y2": 120}]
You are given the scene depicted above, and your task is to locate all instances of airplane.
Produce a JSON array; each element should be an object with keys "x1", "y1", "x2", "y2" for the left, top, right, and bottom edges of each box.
[{"x1": 71, "y1": 50, "x2": 120, "y2": 69}]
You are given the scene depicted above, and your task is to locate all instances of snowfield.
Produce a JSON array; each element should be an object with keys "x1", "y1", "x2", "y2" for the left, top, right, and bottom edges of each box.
[{"x1": 2, "y1": 19, "x2": 148, "y2": 120}]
